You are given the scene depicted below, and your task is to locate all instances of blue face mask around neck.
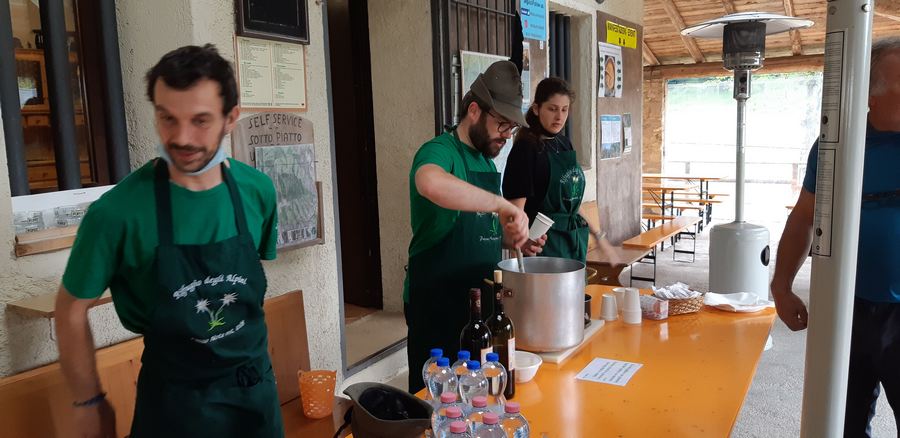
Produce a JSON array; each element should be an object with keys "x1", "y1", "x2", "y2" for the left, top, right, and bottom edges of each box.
[{"x1": 157, "y1": 138, "x2": 228, "y2": 176}]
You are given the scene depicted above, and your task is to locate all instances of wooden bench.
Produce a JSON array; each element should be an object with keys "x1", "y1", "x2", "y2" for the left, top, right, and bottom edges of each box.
[
  {"x1": 617, "y1": 216, "x2": 703, "y2": 284},
  {"x1": 585, "y1": 245, "x2": 653, "y2": 287},
  {"x1": 0, "y1": 291, "x2": 348, "y2": 438},
  {"x1": 581, "y1": 201, "x2": 656, "y2": 287}
]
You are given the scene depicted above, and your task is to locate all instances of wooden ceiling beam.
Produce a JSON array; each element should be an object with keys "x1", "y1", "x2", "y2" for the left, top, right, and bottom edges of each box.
[
  {"x1": 643, "y1": 41, "x2": 661, "y2": 66},
  {"x1": 721, "y1": 0, "x2": 736, "y2": 15},
  {"x1": 874, "y1": 11, "x2": 900, "y2": 23},
  {"x1": 783, "y1": 0, "x2": 804, "y2": 56},
  {"x1": 657, "y1": 0, "x2": 706, "y2": 63},
  {"x1": 644, "y1": 54, "x2": 824, "y2": 80}
]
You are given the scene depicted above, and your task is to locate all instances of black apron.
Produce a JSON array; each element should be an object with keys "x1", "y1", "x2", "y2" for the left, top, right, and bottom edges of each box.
[
  {"x1": 130, "y1": 161, "x2": 283, "y2": 437},
  {"x1": 406, "y1": 132, "x2": 502, "y2": 393},
  {"x1": 539, "y1": 148, "x2": 589, "y2": 262}
]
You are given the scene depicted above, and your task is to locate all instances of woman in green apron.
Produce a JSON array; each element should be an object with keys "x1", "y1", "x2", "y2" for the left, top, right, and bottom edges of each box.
[{"x1": 503, "y1": 77, "x2": 617, "y2": 264}]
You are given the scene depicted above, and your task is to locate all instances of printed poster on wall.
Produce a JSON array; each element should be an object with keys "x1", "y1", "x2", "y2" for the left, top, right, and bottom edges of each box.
[
  {"x1": 460, "y1": 50, "x2": 516, "y2": 182},
  {"x1": 600, "y1": 114, "x2": 623, "y2": 160},
  {"x1": 236, "y1": 36, "x2": 307, "y2": 110},
  {"x1": 598, "y1": 42, "x2": 623, "y2": 98},
  {"x1": 520, "y1": 0, "x2": 548, "y2": 41},
  {"x1": 622, "y1": 113, "x2": 633, "y2": 155},
  {"x1": 232, "y1": 113, "x2": 322, "y2": 250},
  {"x1": 521, "y1": 41, "x2": 531, "y2": 113}
]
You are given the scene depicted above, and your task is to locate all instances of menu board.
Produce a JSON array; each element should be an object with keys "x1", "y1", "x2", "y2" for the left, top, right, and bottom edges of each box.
[{"x1": 236, "y1": 36, "x2": 307, "y2": 111}]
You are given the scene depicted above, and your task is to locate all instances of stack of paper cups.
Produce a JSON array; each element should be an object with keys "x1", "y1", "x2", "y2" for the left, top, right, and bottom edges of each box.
[
  {"x1": 529, "y1": 213, "x2": 555, "y2": 241},
  {"x1": 600, "y1": 294, "x2": 617, "y2": 321},
  {"x1": 622, "y1": 288, "x2": 642, "y2": 325}
]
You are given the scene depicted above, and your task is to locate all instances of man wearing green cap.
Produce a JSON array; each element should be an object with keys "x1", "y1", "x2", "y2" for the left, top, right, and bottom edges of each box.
[{"x1": 404, "y1": 60, "x2": 544, "y2": 393}]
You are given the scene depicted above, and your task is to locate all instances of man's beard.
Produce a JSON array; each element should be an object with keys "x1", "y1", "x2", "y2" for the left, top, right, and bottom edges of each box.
[
  {"x1": 167, "y1": 129, "x2": 225, "y2": 173},
  {"x1": 468, "y1": 113, "x2": 505, "y2": 158}
]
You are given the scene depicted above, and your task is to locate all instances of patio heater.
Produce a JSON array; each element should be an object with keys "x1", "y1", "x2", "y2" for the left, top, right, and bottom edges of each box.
[{"x1": 682, "y1": 13, "x2": 812, "y2": 300}]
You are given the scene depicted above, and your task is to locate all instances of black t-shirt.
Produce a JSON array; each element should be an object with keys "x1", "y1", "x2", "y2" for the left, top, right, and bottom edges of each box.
[{"x1": 502, "y1": 133, "x2": 575, "y2": 223}]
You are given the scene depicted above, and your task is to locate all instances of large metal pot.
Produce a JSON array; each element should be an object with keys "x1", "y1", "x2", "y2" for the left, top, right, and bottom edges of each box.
[{"x1": 498, "y1": 257, "x2": 586, "y2": 352}]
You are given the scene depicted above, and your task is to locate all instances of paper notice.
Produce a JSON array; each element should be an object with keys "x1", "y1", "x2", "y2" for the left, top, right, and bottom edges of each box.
[
  {"x1": 820, "y1": 31, "x2": 845, "y2": 144},
  {"x1": 812, "y1": 148, "x2": 836, "y2": 257},
  {"x1": 576, "y1": 358, "x2": 642, "y2": 386}
]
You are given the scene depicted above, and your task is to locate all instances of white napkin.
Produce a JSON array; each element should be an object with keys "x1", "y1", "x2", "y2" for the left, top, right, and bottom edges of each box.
[
  {"x1": 703, "y1": 292, "x2": 774, "y2": 313},
  {"x1": 652, "y1": 282, "x2": 702, "y2": 299}
]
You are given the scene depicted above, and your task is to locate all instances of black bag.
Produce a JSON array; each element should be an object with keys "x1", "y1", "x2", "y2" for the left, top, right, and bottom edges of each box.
[{"x1": 334, "y1": 382, "x2": 434, "y2": 438}]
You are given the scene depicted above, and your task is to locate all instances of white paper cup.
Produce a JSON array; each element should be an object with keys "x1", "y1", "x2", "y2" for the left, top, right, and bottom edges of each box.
[
  {"x1": 623, "y1": 310, "x2": 642, "y2": 325},
  {"x1": 529, "y1": 213, "x2": 555, "y2": 241},
  {"x1": 601, "y1": 294, "x2": 618, "y2": 321},
  {"x1": 612, "y1": 287, "x2": 627, "y2": 314},
  {"x1": 623, "y1": 288, "x2": 641, "y2": 313}
]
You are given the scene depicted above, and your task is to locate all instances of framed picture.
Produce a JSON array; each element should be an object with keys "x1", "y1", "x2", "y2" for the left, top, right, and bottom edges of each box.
[{"x1": 236, "y1": 0, "x2": 309, "y2": 45}]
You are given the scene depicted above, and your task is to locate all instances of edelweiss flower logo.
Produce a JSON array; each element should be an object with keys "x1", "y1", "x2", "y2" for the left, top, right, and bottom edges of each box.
[{"x1": 195, "y1": 292, "x2": 239, "y2": 331}]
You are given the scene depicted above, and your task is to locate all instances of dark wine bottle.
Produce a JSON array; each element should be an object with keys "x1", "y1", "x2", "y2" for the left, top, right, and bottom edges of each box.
[
  {"x1": 460, "y1": 288, "x2": 493, "y2": 365},
  {"x1": 487, "y1": 270, "x2": 516, "y2": 399}
]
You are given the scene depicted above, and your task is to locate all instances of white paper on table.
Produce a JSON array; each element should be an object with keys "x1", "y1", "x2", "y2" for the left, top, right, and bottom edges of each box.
[
  {"x1": 704, "y1": 292, "x2": 774, "y2": 313},
  {"x1": 575, "y1": 358, "x2": 642, "y2": 386}
]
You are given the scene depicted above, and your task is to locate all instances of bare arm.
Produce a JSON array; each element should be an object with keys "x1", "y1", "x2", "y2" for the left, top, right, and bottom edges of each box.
[
  {"x1": 508, "y1": 198, "x2": 525, "y2": 210},
  {"x1": 55, "y1": 286, "x2": 103, "y2": 401},
  {"x1": 770, "y1": 189, "x2": 815, "y2": 331},
  {"x1": 416, "y1": 164, "x2": 529, "y2": 249},
  {"x1": 771, "y1": 190, "x2": 815, "y2": 295},
  {"x1": 56, "y1": 286, "x2": 118, "y2": 436}
]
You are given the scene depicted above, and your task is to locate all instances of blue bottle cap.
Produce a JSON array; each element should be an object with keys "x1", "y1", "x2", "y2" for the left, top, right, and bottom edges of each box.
[
  {"x1": 430, "y1": 348, "x2": 443, "y2": 358},
  {"x1": 486, "y1": 352, "x2": 499, "y2": 363},
  {"x1": 437, "y1": 357, "x2": 450, "y2": 367},
  {"x1": 467, "y1": 360, "x2": 481, "y2": 370},
  {"x1": 457, "y1": 350, "x2": 471, "y2": 360}
]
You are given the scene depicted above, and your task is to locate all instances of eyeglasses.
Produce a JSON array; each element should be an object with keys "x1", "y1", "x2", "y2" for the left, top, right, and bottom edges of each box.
[{"x1": 487, "y1": 110, "x2": 520, "y2": 135}]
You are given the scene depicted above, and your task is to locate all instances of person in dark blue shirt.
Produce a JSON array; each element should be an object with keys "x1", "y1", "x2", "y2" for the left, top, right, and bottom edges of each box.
[{"x1": 772, "y1": 37, "x2": 900, "y2": 437}]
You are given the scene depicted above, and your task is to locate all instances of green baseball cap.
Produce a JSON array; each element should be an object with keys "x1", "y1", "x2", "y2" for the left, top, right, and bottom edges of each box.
[{"x1": 466, "y1": 60, "x2": 529, "y2": 128}]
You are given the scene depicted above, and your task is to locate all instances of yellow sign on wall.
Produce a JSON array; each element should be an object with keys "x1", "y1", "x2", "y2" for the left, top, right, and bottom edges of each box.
[{"x1": 606, "y1": 20, "x2": 637, "y2": 49}]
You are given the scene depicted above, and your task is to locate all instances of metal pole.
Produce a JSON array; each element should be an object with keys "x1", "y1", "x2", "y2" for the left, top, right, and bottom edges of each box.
[
  {"x1": 733, "y1": 69, "x2": 750, "y2": 223},
  {"x1": 0, "y1": 0, "x2": 30, "y2": 195},
  {"x1": 39, "y1": 0, "x2": 81, "y2": 190},
  {"x1": 98, "y1": 0, "x2": 130, "y2": 181},
  {"x1": 801, "y1": 0, "x2": 873, "y2": 436}
]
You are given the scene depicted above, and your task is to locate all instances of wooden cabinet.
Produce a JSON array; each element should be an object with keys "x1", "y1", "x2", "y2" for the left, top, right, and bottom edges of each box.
[{"x1": 15, "y1": 49, "x2": 94, "y2": 192}]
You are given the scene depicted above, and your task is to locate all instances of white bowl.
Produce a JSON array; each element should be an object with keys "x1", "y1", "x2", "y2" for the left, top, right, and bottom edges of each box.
[{"x1": 515, "y1": 351, "x2": 543, "y2": 383}]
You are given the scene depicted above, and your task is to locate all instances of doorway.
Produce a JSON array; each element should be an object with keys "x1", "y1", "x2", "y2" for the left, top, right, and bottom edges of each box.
[{"x1": 327, "y1": 0, "x2": 406, "y2": 370}]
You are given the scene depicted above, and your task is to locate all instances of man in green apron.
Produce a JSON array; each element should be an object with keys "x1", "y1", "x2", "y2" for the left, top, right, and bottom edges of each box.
[
  {"x1": 54, "y1": 45, "x2": 283, "y2": 437},
  {"x1": 405, "y1": 61, "x2": 541, "y2": 393}
]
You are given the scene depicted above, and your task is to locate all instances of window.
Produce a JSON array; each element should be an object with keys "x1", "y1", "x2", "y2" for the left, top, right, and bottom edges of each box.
[{"x1": 4, "y1": 0, "x2": 128, "y2": 195}]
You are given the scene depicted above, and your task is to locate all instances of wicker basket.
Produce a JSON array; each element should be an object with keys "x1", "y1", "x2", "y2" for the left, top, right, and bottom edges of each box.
[
  {"x1": 298, "y1": 370, "x2": 336, "y2": 419},
  {"x1": 656, "y1": 293, "x2": 704, "y2": 316}
]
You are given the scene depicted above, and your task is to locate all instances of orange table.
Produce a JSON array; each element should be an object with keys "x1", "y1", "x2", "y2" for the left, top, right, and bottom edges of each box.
[{"x1": 452, "y1": 285, "x2": 775, "y2": 437}]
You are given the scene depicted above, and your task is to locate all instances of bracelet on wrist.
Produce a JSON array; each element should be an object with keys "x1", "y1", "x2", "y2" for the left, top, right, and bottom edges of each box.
[{"x1": 73, "y1": 392, "x2": 106, "y2": 408}]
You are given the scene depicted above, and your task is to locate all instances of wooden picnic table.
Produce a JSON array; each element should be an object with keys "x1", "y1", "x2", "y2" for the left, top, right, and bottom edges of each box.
[{"x1": 642, "y1": 182, "x2": 699, "y2": 222}]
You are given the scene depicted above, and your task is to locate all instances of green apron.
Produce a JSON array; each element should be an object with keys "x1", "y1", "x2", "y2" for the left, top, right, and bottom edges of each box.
[
  {"x1": 130, "y1": 161, "x2": 283, "y2": 437},
  {"x1": 406, "y1": 131, "x2": 501, "y2": 393},
  {"x1": 539, "y1": 147, "x2": 589, "y2": 263}
]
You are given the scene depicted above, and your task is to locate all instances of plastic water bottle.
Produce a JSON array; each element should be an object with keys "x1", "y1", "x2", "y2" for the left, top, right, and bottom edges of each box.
[
  {"x1": 473, "y1": 412, "x2": 507, "y2": 438},
  {"x1": 500, "y1": 402, "x2": 530, "y2": 438},
  {"x1": 482, "y1": 353, "x2": 508, "y2": 411},
  {"x1": 432, "y1": 392, "x2": 463, "y2": 434},
  {"x1": 459, "y1": 360, "x2": 489, "y2": 405},
  {"x1": 423, "y1": 348, "x2": 444, "y2": 393},
  {"x1": 452, "y1": 350, "x2": 471, "y2": 379},
  {"x1": 446, "y1": 420, "x2": 473, "y2": 437},
  {"x1": 467, "y1": 395, "x2": 491, "y2": 426},
  {"x1": 428, "y1": 357, "x2": 458, "y2": 402},
  {"x1": 436, "y1": 407, "x2": 466, "y2": 438}
]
